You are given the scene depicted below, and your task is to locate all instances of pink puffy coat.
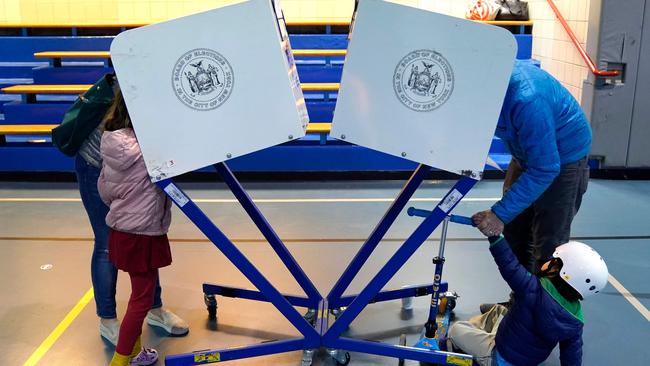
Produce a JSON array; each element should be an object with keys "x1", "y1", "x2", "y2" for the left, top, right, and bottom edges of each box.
[{"x1": 98, "y1": 128, "x2": 171, "y2": 236}]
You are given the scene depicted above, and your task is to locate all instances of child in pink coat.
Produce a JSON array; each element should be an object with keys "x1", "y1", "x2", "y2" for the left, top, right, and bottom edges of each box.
[{"x1": 98, "y1": 89, "x2": 172, "y2": 366}]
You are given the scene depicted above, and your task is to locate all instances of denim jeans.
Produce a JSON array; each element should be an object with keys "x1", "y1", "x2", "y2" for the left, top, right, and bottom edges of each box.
[
  {"x1": 503, "y1": 157, "x2": 589, "y2": 274},
  {"x1": 75, "y1": 154, "x2": 162, "y2": 319}
]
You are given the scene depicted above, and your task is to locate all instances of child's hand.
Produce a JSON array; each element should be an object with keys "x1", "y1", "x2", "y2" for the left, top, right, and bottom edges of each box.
[{"x1": 472, "y1": 210, "x2": 504, "y2": 237}]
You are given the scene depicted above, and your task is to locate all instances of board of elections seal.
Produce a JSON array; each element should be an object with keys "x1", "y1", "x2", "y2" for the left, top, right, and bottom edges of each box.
[
  {"x1": 172, "y1": 48, "x2": 234, "y2": 111},
  {"x1": 393, "y1": 49, "x2": 454, "y2": 112}
]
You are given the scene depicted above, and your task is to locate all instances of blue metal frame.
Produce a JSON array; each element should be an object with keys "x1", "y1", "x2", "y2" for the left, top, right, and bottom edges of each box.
[
  {"x1": 323, "y1": 176, "x2": 476, "y2": 342},
  {"x1": 333, "y1": 282, "x2": 448, "y2": 308},
  {"x1": 327, "y1": 164, "x2": 431, "y2": 304},
  {"x1": 160, "y1": 162, "x2": 477, "y2": 365},
  {"x1": 213, "y1": 163, "x2": 321, "y2": 302}
]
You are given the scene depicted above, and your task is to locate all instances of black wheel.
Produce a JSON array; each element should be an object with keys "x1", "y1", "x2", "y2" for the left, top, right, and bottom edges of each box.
[
  {"x1": 204, "y1": 294, "x2": 217, "y2": 321},
  {"x1": 336, "y1": 352, "x2": 351, "y2": 366},
  {"x1": 447, "y1": 298, "x2": 457, "y2": 310},
  {"x1": 207, "y1": 305, "x2": 217, "y2": 320},
  {"x1": 398, "y1": 334, "x2": 407, "y2": 366},
  {"x1": 303, "y1": 309, "x2": 317, "y2": 327}
]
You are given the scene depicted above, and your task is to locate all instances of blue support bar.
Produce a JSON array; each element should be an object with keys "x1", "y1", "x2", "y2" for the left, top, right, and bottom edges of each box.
[
  {"x1": 165, "y1": 338, "x2": 307, "y2": 365},
  {"x1": 156, "y1": 178, "x2": 320, "y2": 342},
  {"x1": 316, "y1": 298, "x2": 328, "y2": 335},
  {"x1": 327, "y1": 337, "x2": 472, "y2": 365},
  {"x1": 324, "y1": 176, "x2": 477, "y2": 342},
  {"x1": 202, "y1": 283, "x2": 317, "y2": 309},
  {"x1": 331, "y1": 282, "x2": 448, "y2": 308},
  {"x1": 407, "y1": 207, "x2": 475, "y2": 227},
  {"x1": 213, "y1": 163, "x2": 322, "y2": 302},
  {"x1": 327, "y1": 164, "x2": 431, "y2": 303}
]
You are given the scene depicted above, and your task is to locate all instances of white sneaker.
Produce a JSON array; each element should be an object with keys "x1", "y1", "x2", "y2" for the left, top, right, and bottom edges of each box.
[
  {"x1": 146, "y1": 308, "x2": 189, "y2": 336},
  {"x1": 130, "y1": 347, "x2": 158, "y2": 366},
  {"x1": 100, "y1": 318, "x2": 120, "y2": 346}
]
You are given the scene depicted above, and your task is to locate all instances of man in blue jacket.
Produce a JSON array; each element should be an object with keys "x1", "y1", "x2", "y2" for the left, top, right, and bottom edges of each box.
[
  {"x1": 473, "y1": 60, "x2": 591, "y2": 278},
  {"x1": 448, "y1": 234, "x2": 608, "y2": 366}
]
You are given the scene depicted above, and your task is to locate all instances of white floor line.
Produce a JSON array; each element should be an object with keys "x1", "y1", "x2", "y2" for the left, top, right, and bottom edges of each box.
[
  {"x1": 0, "y1": 197, "x2": 500, "y2": 203},
  {"x1": 608, "y1": 274, "x2": 650, "y2": 323}
]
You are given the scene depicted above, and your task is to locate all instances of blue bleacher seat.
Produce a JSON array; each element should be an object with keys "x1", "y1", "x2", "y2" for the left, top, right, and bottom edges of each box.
[{"x1": 0, "y1": 23, "x2": 530, "y2": 173}]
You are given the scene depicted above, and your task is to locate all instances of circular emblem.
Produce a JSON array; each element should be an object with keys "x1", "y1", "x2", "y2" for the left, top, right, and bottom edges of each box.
[
  {"x1": 393, "y1": 49, "x2": 454, "y2": 112},
  {"x1": 172, "y1": 48, "x2": 234, "y2": 111}
]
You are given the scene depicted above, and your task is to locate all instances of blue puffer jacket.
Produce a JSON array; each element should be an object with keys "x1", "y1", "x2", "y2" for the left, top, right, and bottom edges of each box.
[
  {"x1": 491, "y1": 61, "x2": 592, "y2": 224},
  {"x1": 489, "y1": 236, "x2": 584, "y2": 366}
]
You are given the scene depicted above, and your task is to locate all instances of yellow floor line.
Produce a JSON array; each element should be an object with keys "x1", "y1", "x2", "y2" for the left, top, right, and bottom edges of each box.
[
  {"x1": 23, "y1": 287, "x2": 94, "y2": 366},
  {"x1": 608, "y1": 274, "x2": 650, "y2": 323}
]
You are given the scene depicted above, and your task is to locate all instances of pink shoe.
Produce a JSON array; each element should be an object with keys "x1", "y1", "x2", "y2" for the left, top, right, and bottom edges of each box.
[{"x1": 130, "y1": 347, "x2": 158, "y2": 366}]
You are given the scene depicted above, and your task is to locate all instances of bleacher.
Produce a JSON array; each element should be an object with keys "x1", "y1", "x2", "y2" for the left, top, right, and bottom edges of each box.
[{"x1": 0, "y1": 19, "x2": 534, "y2": 174}]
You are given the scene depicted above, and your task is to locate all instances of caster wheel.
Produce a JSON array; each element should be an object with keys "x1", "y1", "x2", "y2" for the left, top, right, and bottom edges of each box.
[
  {"x1": 207, "y1": 305, "x2": 217, "y2": 321},
  {"x1": 301, "y1": 349, "x2": 314, "y2": 366},
  {"x1": 303, "y1": 309, "x2": 317, "y2": 326},
  {"x1": 335, "y1": 352, "x2": 351, "y2": 366},
  {"x1": 330, "y1": 307, "x2": 346, "y2": 320},
  {"x1": 204, "y1": 294, "x2": 217, "y2": 321},
  {"x1": 398, "y1": 334, "x2": 407, "y2": 366},
  {"x1": 447, "y1": 298, "x2": 457, "y2": 310},
  {"x1": 402, "y1": 296, "x2": 414, "y2": 311}
]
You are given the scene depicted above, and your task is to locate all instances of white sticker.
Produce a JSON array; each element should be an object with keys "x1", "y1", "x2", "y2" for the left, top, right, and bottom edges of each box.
[
  {"x1": 164, "y1": 183, "x2": 189, "y2": 207},
  {"x1": 438, "y1": 189, "x2": 463, "y2": 213}
]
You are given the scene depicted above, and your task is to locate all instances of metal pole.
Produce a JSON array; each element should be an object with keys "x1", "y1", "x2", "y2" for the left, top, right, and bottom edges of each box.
[{"x1": 424, "y1": 217, "x2": 448, "y2": 338}]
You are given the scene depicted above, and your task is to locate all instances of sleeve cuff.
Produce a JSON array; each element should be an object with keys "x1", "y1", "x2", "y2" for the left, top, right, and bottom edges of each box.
[
  {"x1": 488, "y1": 235, "x2": 505, "y2": 247},
  {"x1": 491, "y1": 203, "x2": 512, "y2": 225}
]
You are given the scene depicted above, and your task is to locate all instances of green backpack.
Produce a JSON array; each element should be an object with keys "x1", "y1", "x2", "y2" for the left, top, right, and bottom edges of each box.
[{"x1": 51, "y1": 74, "x2": 115, "y2": 156}]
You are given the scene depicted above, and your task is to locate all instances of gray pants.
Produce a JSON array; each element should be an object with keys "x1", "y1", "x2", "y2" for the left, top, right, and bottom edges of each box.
[
  {"x1": 448, "y1": 305, "x2": 509, "y2": 366},
  {"x1": 504, "y1": 157, "x2": 589, "y2": 274}
]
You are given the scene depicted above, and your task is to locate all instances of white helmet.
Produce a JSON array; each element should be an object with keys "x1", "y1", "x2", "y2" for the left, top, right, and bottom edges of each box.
[{"x1": 552, "y1": 241, "x2": 608, "y2": 299}]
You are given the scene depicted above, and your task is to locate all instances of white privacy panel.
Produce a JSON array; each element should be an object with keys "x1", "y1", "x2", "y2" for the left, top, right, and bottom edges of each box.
[
  {"x1": 331, "y1": 0, "x2": 517, "y2": 179},
  {"x1": 111, "y1": 0, "x2": 307, "y2": 181}
]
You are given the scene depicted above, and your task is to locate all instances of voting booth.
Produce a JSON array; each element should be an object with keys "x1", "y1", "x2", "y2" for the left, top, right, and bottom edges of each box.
[
  {"x1": 110, "y1": 0, "x2": 516, "y2": 365},
  {"x1": 332, "y1": 0, "x2": 517, "y2": 178},
  {"x1": 111, "y1": 0, "x2": 307, "y2": 182}
]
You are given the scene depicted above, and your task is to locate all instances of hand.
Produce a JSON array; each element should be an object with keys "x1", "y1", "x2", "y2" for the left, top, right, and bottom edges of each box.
[{"x1": 471, "y1": 210, "x2": 504, "y2": 237}]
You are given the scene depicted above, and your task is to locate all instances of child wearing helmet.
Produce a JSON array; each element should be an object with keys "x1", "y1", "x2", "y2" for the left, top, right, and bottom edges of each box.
[{"x1": 447, "y1": 232, "x2": 608, "y2": 366}]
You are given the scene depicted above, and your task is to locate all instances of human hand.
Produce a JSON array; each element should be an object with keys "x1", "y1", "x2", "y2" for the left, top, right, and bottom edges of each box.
[{"x1": 471, "y1": 210, "x2": 504, "y2": 237}]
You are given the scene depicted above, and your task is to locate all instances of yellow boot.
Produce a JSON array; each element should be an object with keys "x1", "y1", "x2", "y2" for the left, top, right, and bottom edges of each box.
[
  {"x1": 108, "y1": 352, "x2": 129, "y2": 366},
  {"x1": 108, "y1": 337, "x2": 141, "y2": 366}
]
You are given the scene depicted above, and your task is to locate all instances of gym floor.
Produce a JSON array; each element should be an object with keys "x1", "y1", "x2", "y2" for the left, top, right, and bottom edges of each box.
[{"x1": 0, "y1": 178, "x2": 648, "y2": 365}]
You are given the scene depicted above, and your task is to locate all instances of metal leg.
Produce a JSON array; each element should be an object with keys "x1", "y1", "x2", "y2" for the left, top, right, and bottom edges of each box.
[
  {"x1": 214, "y1": 163, "x2": 322, "y2": 302},
  {"x1": 328, "y1": 337, "x2": 472, "y2": 365},
  {"x1": 327, "y1": 164, "x2": 431, "y2": 303},
  {"x1": 166, "y1": 338, "x2": 308, "y2": 365},
  {"x1": 156, "y1": 179, "x2": 319, "y2": 342}
]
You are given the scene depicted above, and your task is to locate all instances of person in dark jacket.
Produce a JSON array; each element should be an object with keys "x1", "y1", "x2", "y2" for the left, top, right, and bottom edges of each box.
[
  {"x1": 448, "y1": 233, "x2": 608, "y2": 366},
  {"x1": 473, "y1": 60, "x2": 591, "y2": 280}
]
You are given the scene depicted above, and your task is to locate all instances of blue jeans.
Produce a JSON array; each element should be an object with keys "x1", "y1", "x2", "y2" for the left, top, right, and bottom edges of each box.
[{"x1": 75, "y1": 154, "x2": 162, "y2": 319}]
